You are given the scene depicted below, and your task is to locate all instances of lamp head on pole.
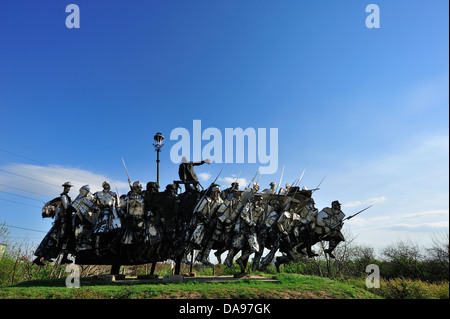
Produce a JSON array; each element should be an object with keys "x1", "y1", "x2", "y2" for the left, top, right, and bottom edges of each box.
[{"x1": 153, "y1": 132, "x2": 164, "y2": 151}]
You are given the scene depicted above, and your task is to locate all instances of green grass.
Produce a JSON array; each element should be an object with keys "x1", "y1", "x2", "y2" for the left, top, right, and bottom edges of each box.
[{"x1": 0, "y1": 274, "x2": 381, "y2": 299}]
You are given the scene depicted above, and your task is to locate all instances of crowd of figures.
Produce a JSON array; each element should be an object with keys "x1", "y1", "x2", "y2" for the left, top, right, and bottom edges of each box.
[{"x1": 33, "y1": 175, "x2": 347, "y2": 275}]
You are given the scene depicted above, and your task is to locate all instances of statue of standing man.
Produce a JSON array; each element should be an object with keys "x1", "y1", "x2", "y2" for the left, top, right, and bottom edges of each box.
[{"x1": 178, "y1": 156, "x2": 211, "y2": 190}]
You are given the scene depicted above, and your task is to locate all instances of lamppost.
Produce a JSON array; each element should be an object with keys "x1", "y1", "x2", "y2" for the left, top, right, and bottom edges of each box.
[{"x1": 153, "y1": 132, "x2": 164, "y2": 190}]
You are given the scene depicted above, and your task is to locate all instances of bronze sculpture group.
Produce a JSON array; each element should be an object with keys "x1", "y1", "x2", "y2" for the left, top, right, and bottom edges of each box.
[{"x1": 33, "y1": 160, "x2": 356, "y2": 276}]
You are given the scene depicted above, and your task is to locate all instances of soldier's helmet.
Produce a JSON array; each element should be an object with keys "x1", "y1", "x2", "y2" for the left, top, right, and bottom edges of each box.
[
  {"x1": 165, "y1": 184, "x2": 177, "y2": 191},
  {"x1": 102, "y1": 180, "x2": 110, "y2": 188},
  {"x1": 79, "y1": 185, "x2": 91, "y2": 196},
  {"x1": 146, "y1": 182, "x2": 158, "y2": 191},
  {"x1": 252, "y1": 193, "x2": 263, "y2": 202},
  {"x1": 132, "y1": 181, "x2": 142, "y2": 192}
]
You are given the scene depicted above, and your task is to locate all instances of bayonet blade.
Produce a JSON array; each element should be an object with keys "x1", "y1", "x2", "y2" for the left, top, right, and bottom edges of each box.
[
  {"x1": 276, "y1": 165, "x2": 285, "y2": 194},
  {"x1": 122, "y1": 158, "x2": 132, "y2": 189}
]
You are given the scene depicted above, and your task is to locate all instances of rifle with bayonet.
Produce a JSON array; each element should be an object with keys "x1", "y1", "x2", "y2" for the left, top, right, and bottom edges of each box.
[
  {"x1": 295, "y1": 163, "x2": 308, "y2": 187},
  {"x1": 122, "y1": 158, "x2": 133, "y2": 191},
  {"x1": 193, "y1": 168, "x2": 223, "y2": 213},
  {"x1": 276, "y1": 165, "x2": 285, "y2": 194},
  {"x1": 311, "y1": 174, "x2": 327, "y2": 193},
  {"x1": 285, "y1": 165, "x2": 308, "y2": 203},
  {"x1": 321, "y1": 205, "x2": 373, "y2": 239},
  {"x1": 247, "y1": 168, "x2": 260, "y2": 189},
  {"x1": 234, "y1": 171, "x2": 241, "y2": 185}
]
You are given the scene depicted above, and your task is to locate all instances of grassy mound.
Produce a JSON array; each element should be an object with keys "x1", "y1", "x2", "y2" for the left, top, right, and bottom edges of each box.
[{"x1": 0, "y1": 273, "x2": 380, "y2": 299}]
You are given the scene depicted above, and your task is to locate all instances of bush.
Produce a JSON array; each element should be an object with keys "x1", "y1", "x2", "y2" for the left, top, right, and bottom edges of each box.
[{"x1": 374, "y1": 278, "x2": 449, "y2": 299}]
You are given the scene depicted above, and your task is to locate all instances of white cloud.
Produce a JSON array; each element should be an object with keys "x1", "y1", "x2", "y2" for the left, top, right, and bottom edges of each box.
[
  {"x1": 218, "y1": 177, "x2": 248, "y2": 188},
  {"x1": 0, "y1": 163, "x2": 129, "y2": 200},
  {"x1": 379, "y1": 221, "x2": 449, "y2": 233},
  {"x1": 197, "y1": 172, "x2": 212, "y2": 182},
  {"x1": 344, "y1": 196, "x2": 386, "y2": 208},
  {"x1": 403, "y1": 209, "x2": 449, "y2": 219}
]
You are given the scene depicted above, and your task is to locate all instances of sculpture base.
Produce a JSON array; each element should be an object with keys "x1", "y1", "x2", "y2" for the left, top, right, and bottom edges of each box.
[
  {"x1": 93, "y1": 274, "x2": 125, "y2": 282},
  {"x1": 137, "y1": 274, "x2": 159, "y2": 280},
  {"x1": 163, "y1": 275, "x2": 184, "y2": 283}
]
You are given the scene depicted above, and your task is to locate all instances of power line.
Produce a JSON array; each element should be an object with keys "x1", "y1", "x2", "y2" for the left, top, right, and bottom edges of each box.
[
  {"x1": 0, "y1": 158, "x2": 79, "y2": 189},
  {"x1": 0, "y1": 146, "x2": 102, "y2": 182},
  {"x1": 0, "y1": 147, "x2": 48, "y2": 166},
  {"x1": 0, "y1": 183, "x2": 48, "y2": 198},
  {"x1": 0, "y1": 168, "x2": 60, "y2": 189},
  {"x1": 4, "y1": 224, "x2": 47, "y2": 233},
  {"x1": 0, "y1": 197, "x2": 42, "y2": 208},
  {"x1": 3, "y1": 236, "x2": 43, "y2": 239},
  {"x1": 0, "y1": 190, "x2": 45, "y2": 203}
]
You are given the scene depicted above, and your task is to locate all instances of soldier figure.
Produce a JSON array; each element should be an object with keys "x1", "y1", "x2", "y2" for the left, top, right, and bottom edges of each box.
[
  {"x1": 72, "y1": 185, "x2": 98, "y2": 252},
  {"x1": 262, "y1": 182, "x2": 277, "y2": 194},
  {"x1": 33, "y1": 181, "x2": 74, "y2": 265},
  {"x1": 143, "y1": 182, "x2": 162, "y2": 248},
  {"x1": 278, "y1": 183, "x2": 291, "y2": 195},
  {"x1": 250, "y1": 182, "x2": 260, "y2": 193},
  {"x1": 252, "y1": 198, "x2": 280, "y2": 271},
  {"x1": 120, "y1": 182, "x2": 145, "y2": 250},
  {"x1": 315, "y1": 200, "x2": 345, "y2": 258},
  {"x1": 293, "y1": 198, "x2": 319, "y2": 258},
  {"x1": 59, "y1": 182, "x2": 75, "y2": 253},
  {"x1": 260, "y1": 199, "x2": 301, "y2": 271},
  {"x1": 232, "y1": 193, "x2": 267, "y2": 273},
  {"x1": 93, "y1": 181, "x2": 122, "y2": 257},
  {"x1": 221, "y1": 182, "x2": 239, "y2": 201},
  {"x1": 173, "y1": 184, "x2": 201, "y2": 261},
  {"x1": 213, "y1": 189, "x2": 246, "y2": 263},
  {"x1": 155, "y1": 183, "x2": 180, "y2": 259},
  {"x1": 191, "y1": 184, "x2": 223, "y2": 265},
  {"x1": 223, "y1": 188, "x2": 252, "y2": 268}
]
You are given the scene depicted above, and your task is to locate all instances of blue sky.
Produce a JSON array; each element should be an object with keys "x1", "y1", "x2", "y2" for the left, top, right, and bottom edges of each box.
[{"x1": 0, "y1": 1, "x2": 448, "y2": 255}]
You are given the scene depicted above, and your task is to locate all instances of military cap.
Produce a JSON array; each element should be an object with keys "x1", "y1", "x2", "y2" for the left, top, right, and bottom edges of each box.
[{"x1": 332, "y1": 200, "x2": 342, "y2": 206}]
